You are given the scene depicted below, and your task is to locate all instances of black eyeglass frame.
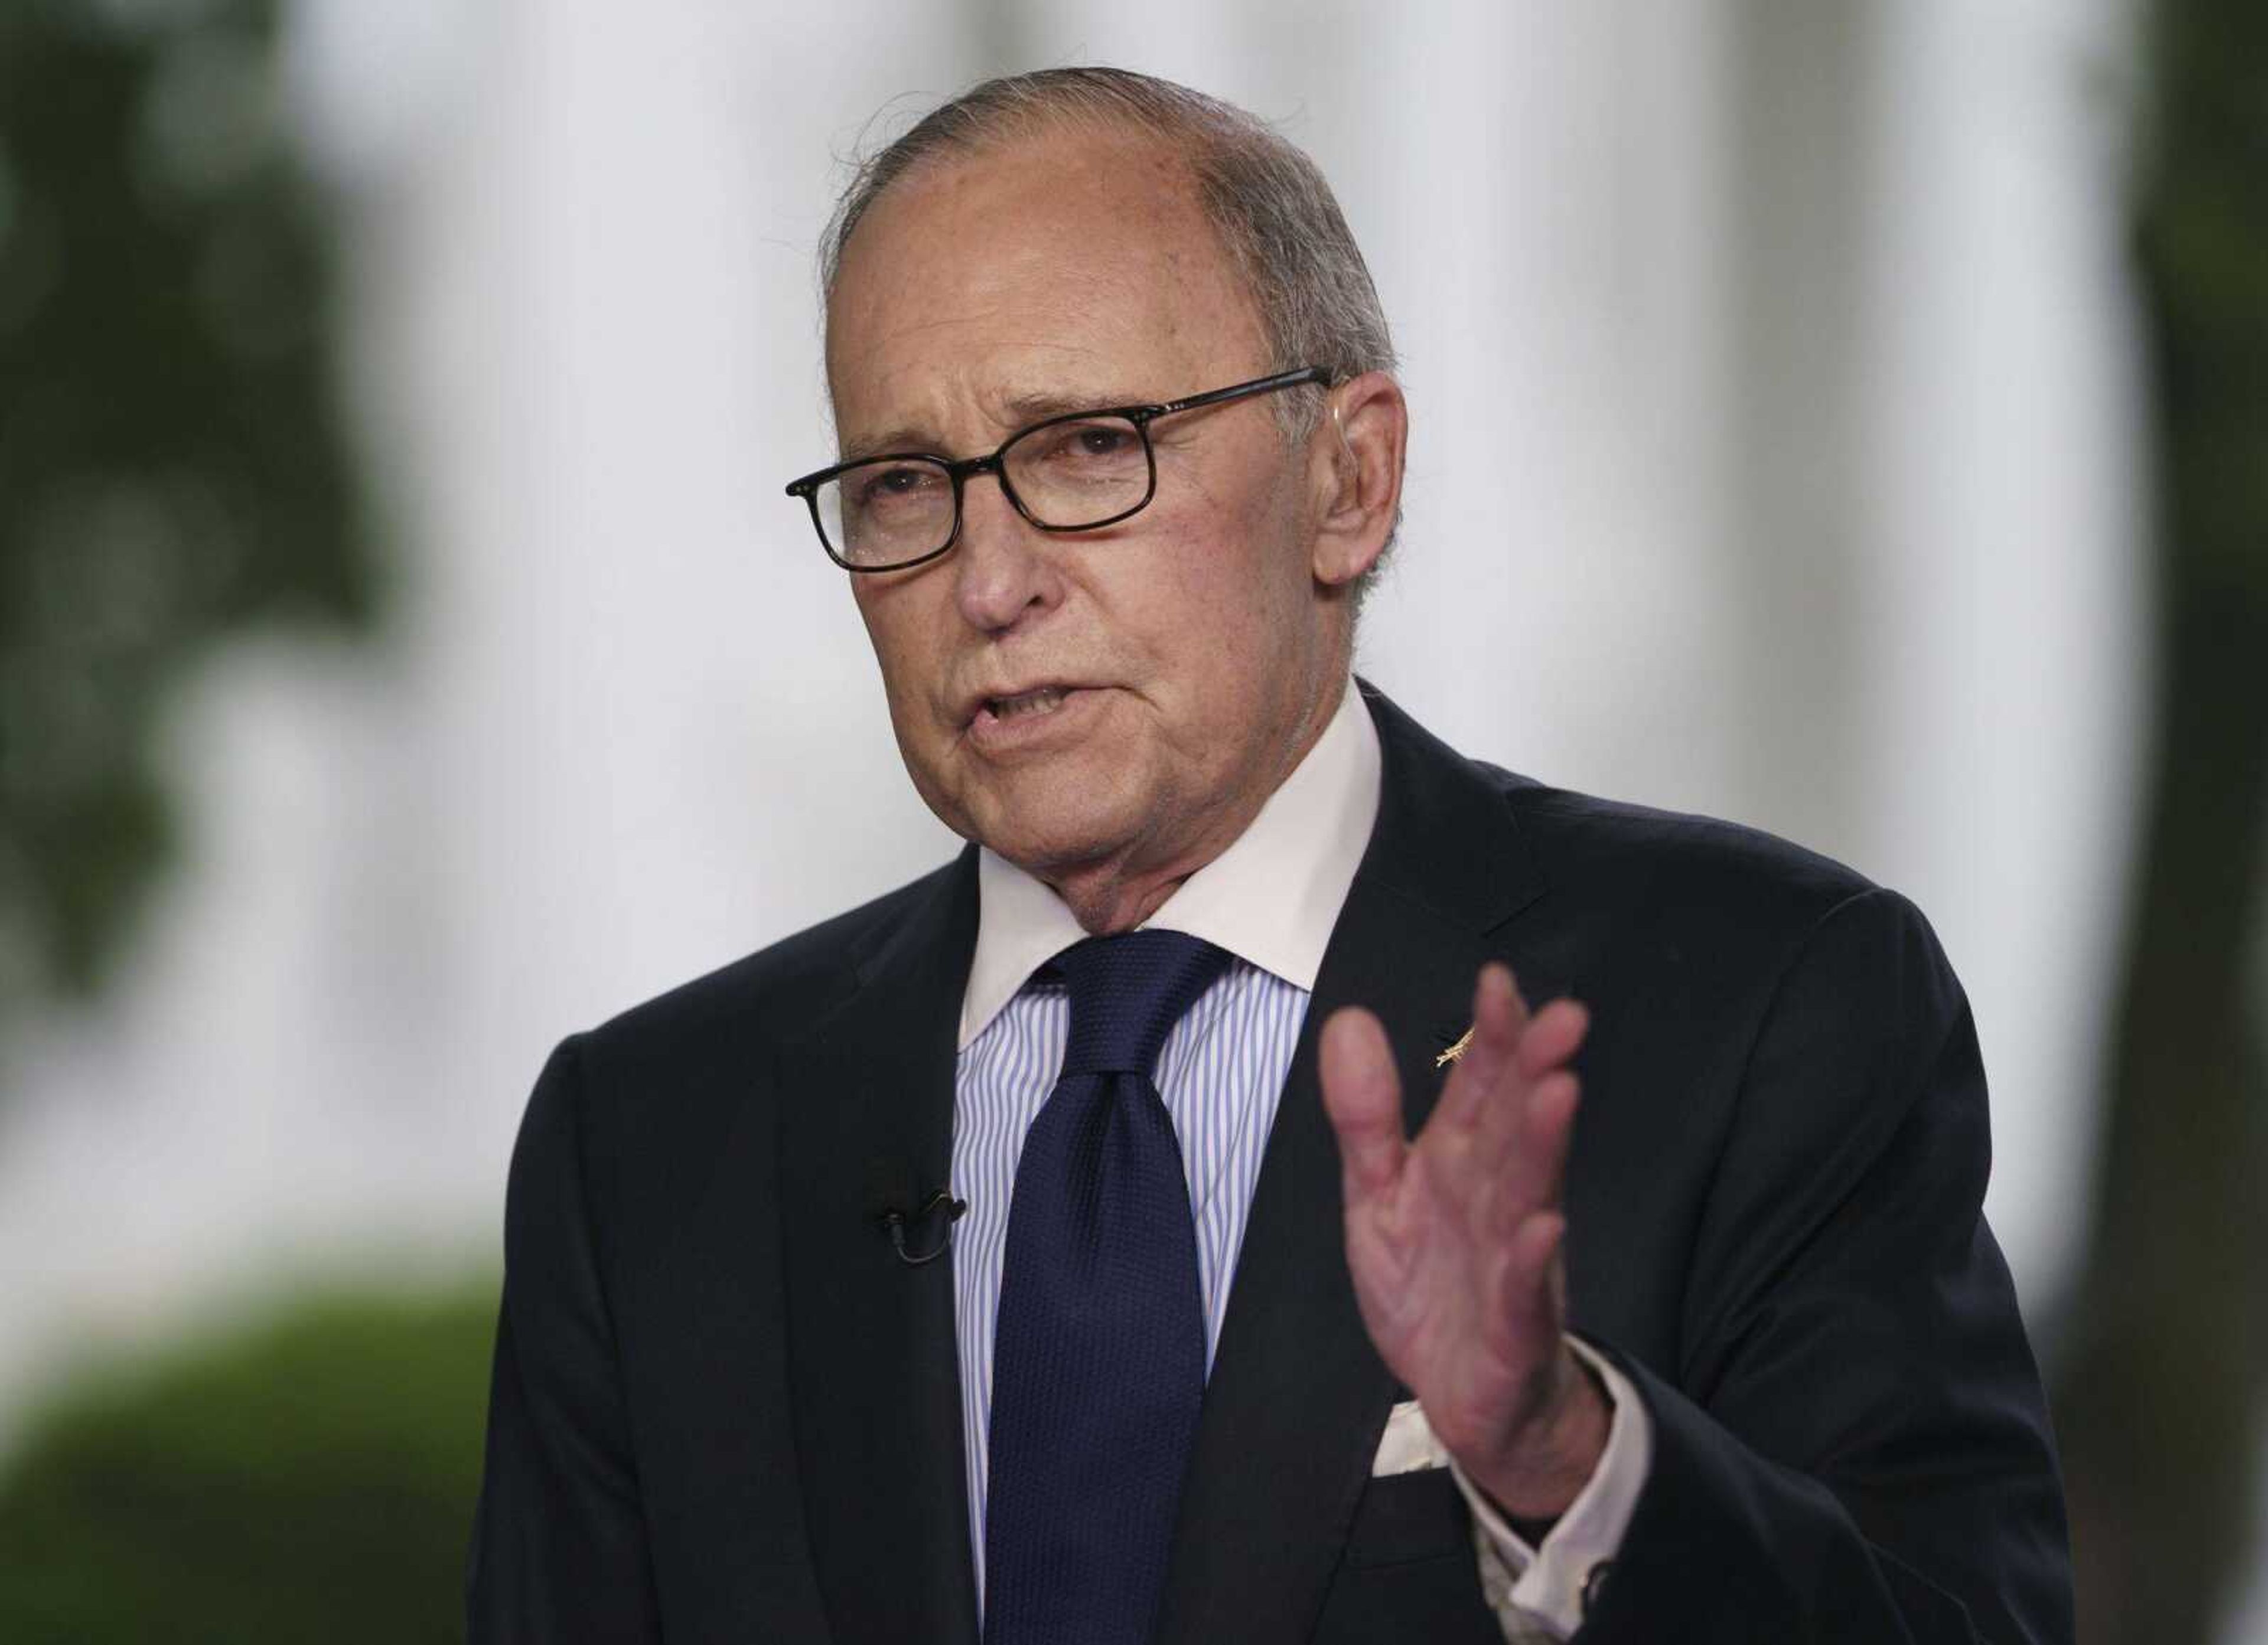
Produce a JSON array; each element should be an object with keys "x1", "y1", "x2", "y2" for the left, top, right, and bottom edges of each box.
[{"x1": 783, "y1": 364, "x2": 1332, "y2": 573}]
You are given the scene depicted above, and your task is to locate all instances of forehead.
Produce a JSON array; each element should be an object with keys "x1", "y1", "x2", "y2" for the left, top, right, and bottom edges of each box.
[{"x1": 824, "y1": 127, "x2": 1272, "y2": 440}]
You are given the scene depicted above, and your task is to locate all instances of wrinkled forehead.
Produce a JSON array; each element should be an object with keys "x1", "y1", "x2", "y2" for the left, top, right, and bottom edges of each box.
[{"x1": 822, "y1": 128, "x2": 1272, "y2": 436}]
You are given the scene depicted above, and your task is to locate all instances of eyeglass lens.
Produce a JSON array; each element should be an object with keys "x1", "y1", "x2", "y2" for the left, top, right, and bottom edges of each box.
[{"x1": 816, "y1": 413, "x2": 1151, "y2": 568}]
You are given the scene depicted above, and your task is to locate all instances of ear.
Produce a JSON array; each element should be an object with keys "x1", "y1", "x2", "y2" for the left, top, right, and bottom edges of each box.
[{"x1": 1308, "y1": 371, "x2": 1408, "y2": 590}]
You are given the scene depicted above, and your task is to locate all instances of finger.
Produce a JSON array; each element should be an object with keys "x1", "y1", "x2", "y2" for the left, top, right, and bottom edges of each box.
[
  {"x1": 1464, "y1": 996, "x2": 1585, "y2": 1165},
  {"x1": 1319, "y1": 1006, "x2": 1407, "y2": 1205},
  {"x1": 1514, "y1": 998, "x2": 1589, "y2": 1081},
  {"x1": 1495, "y1": 1069, "x2": 1580, "y2": 1223},
  {"x1": 1436, "y1": 963, "x2": 1529, "y2": 1131},
  {"x1": 1466, "y1": 999, "x2": 1581, "y2": 1163},
  {"x1": 1487, "y1": 1209, "x2": 1569, "y2": 1360}
]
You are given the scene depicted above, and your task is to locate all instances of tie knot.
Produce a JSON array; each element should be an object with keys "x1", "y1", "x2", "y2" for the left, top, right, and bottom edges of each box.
[{"x1": 1050, "y1": 930, "x2": 1233, "y2": 1077}]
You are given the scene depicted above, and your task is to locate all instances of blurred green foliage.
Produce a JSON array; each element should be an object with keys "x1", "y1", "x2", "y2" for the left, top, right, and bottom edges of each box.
[
  {"x1": 0, "y1": 1281, "x2": 496, "y2": 1643},
  {"x1": 2051, "y1": 0, "x2": 2268, "y2": 1639},
  {"x1": 0, "y1": 0, "x2": 376, "y2": 1016}
]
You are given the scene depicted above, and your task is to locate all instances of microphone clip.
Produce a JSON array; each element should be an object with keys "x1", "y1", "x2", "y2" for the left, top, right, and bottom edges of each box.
[{"x1": 880, "y1": 1188, "x2": 967, "y2": 1267}]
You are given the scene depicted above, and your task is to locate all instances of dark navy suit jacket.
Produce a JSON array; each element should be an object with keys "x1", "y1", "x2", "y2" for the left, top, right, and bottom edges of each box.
[{"x1": 467, "y1": 686, "x2": 2074, "y2": 1643}]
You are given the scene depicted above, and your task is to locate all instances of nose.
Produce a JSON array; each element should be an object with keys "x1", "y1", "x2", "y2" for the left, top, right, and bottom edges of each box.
[{"x1": 952, "y1": 468, "x2": 1063, "y2": 635}]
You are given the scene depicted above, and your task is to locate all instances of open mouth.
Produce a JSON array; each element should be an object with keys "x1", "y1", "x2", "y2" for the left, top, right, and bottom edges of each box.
[{"x1": 983, "y1": 685, "x2": 1073, "y2": 722}]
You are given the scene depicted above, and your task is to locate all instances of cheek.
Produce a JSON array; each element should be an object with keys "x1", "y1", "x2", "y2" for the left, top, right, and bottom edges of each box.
[
  {"x1": 1103, "y1": 535, "x2": 1308, "y2": 769},
  {"x1": 853, "y1": 586, "x2": 947, "y2": 735},
  {"x1": 1151, "y1": 478, "x2": 1312, "y2": 654}
]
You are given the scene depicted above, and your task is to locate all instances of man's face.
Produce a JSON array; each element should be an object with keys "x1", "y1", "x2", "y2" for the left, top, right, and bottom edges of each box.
[{"x1": 825, "y1": 130, "x2": 1353, "y2": 905}]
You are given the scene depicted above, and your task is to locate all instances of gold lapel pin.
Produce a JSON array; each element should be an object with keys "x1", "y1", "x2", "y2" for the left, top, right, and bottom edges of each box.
[{"x1": 1435, "y1": 1026, "x2": 1475, "y2": 1069}]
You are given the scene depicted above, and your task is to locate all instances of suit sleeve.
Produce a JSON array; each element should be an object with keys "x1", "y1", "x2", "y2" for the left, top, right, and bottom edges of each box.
[
  {"x1": 1578, "y1": 888, "x2": 2073, "y2": 1643},
  {"x1": 466, "y1": 1036, "x2": 665, "y2": 1643}
]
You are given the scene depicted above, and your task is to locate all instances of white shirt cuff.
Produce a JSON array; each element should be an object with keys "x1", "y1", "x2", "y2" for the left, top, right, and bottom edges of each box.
[{"x1": 1449, "y1": 1338, "x2": 1652, "y2": 1640}]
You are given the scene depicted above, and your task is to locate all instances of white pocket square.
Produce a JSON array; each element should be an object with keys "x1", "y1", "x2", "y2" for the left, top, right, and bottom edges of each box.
[{"x1": 1371, "y1": 1399, "x2": 1451, "y2": 1477}]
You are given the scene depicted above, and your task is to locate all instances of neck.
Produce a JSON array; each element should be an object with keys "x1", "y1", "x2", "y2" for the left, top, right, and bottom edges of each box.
[{"x1": 1051, "y1": 873, "x2": 1187, "y2": 938}]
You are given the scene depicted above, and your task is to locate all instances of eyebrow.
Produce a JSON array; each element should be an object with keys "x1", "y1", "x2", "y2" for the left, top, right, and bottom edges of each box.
[
  {"x1": 838, "y1": 385, "x2": 1162, "y2": 464},
  {"x1": 1001, "y1": 386, "x2": 1153, "y2": 423}
]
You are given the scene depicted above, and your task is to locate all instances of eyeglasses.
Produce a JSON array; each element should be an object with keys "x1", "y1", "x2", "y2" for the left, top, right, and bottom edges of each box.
[{"x1": 783, "y1": 365, "x2": 1330, "y2": 573}]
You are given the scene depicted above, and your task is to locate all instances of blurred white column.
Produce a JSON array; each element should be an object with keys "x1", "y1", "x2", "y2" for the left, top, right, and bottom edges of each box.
[{"x1": 1848, "y1": 0, "x2": 2144, "y2": 1308}]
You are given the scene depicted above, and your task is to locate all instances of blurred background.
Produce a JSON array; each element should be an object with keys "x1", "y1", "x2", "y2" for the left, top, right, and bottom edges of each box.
[{"x1": 0, "y1": 0, "x2": 2260, "y2": 1639}]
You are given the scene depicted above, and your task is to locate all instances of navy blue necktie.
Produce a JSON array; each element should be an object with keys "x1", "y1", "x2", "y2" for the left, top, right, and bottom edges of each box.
[{"x1": 983, "y1": 930, "x2": 1233, "y2": 1645}]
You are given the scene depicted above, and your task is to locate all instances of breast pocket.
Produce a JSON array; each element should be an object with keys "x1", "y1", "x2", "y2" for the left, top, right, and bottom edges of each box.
[
  {"x1": 1317, "y1": 1468, "x2": 1504, "y2": 1644},
  {"x1": 1344, "y1": 1466, "x2": 1475, "y2": 1569}
]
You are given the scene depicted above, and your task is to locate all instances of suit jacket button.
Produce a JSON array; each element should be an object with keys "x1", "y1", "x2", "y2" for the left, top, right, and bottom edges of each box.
[{"x1": 1581, "y1": 1559, "x2": 1612, "y2": 1615}]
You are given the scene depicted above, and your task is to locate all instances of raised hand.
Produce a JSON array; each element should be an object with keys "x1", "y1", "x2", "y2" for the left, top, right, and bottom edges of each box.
[{"x1": 1319, "y1": 963, "x2": 1609, "y2": 1520}]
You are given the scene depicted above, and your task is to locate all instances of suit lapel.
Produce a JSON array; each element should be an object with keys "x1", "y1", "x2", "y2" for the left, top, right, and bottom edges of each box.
[
  {"x1": 1154, "y1": 688, "x2": 1546, "y2": 1645},
  {"x1": 778, "y1": 851, "x2": 982, "y2": 1645}
]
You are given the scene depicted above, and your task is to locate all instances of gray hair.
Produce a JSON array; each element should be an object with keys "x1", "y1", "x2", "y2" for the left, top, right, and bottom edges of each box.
[{"x1": 820, "y1": 66, "x2": 1399, "y2": 448}]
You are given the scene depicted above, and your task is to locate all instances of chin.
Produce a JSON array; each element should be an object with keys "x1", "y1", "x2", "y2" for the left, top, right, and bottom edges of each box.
[
  {"x1": 968, "y1": 802, "x2": 1143, "y2": 877},
  {"x1": 955, "y1": 763, "x2": 1159, "y2": 877}
]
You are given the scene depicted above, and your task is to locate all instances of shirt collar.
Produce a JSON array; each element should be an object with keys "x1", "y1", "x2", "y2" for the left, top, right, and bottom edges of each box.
[{"x1": 958, "y1": 676, "x2": 1382, "y2": 1049}]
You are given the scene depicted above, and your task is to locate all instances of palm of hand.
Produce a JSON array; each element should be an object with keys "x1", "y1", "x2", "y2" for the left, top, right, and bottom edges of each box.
[{"x1": 1321, "y1": 964, "x2": 1594, "y2": 1501}]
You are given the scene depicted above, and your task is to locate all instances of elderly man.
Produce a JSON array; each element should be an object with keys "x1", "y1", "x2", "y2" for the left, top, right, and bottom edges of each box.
[{"x1": 468, "y1": 68, "x2": 2071, "y2": 1644}]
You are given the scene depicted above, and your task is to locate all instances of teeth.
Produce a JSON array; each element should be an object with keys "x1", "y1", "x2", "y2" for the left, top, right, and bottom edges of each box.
[{"x1": 989, "y1": 686, "x2": 1070, "y2": 720}]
